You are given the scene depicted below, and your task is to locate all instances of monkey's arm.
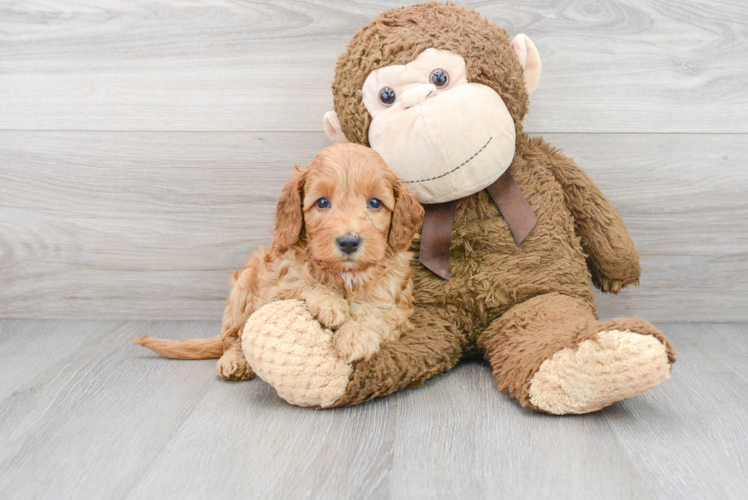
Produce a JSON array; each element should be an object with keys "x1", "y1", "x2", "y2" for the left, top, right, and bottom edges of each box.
[{"x1": 542, "y1": 144, "x2": 641, "y2": 293}]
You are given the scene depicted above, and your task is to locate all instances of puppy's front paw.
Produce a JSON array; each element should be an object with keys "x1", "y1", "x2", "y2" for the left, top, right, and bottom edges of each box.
[
  {"x1": 333, "y1": 321, "x2": 380, "y2": 363},
  {"x1": 216, "y1": 350, "x2": 254, "y2": 380},
  {"x1": 307, "y1": 297, "x2": 348, "y2": 330}
]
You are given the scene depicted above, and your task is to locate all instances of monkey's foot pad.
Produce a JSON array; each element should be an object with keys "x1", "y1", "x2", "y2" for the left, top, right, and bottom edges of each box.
[
  {"x1": 528, "y1": 329, "x2": 671, "y2": 415},
  {"x1": 242, "y1": 300, "x2": 352, "y2": 408}
]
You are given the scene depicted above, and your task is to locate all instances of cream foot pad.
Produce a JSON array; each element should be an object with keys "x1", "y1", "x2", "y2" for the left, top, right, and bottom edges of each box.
[
  {"x1": 242, "y1": 300, "x2": 352, "y2": 408},
  {"x1": 528, "y1": 329, "x2": 671, "y2": 415}
]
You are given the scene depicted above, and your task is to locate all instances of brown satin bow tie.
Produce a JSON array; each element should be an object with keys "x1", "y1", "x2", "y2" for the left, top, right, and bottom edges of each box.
[{"x1": 419, "y1": 170, "x2": 537, "y2": 279}]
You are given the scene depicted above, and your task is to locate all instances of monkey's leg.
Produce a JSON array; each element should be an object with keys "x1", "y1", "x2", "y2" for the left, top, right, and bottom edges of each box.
[
  {"x1": 243, "y1": 300, "x2": 467, "y2": 408},
  {"x1": 477, "y1": 293, "x2": 675, "y2": 414},
  {"x1": 333, "y1": 306, "x2": 468, "y2": 407}
]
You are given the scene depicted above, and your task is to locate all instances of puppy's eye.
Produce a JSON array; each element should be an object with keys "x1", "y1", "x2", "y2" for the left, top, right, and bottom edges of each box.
[
  {"x1": 379, "y1": 87, "x2": 396, "y2": 106},
  {"x1": 429, "y1": 68, "x2": 449, "y2": 88},
  {"x1": 368, "y1": 198, "x2": 382, "y2": 209},
  {"x1": 315, "y1": 198, "x2": 331, "y2": 209}
]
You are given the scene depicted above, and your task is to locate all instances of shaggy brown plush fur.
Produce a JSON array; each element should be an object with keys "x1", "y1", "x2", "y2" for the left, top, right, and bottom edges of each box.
[{"x1": 326, "y1": 2, "x2": 675, "y2": 409}]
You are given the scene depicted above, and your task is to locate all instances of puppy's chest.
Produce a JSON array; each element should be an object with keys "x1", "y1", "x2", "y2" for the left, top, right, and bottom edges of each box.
[
  {"x1": 340, "y1": 272, "x2": 358, "y2": 291},
  {"x1": 338, "y1": 272, "x2": 376, "y2": 303}
]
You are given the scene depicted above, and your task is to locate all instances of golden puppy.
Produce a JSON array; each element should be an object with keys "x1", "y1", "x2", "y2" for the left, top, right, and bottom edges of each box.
[{"x1": 133, "y1": 143, "x2": 423, "y2": 380}]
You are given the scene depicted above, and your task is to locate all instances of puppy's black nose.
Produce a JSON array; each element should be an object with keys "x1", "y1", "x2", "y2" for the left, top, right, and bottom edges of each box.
[{"x1": 336, "y1": 234, "x2": 361, "y2": 255}]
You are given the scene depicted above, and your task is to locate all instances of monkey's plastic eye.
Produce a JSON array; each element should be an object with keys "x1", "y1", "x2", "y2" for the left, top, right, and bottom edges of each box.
[
  {"x1": 430, "y1": 68, "x2": 449, "y2": 88},
  {"x1": 316, "y1": 198, "x2": 331, "y2": 209},
  {"x1": 379, "y1": 87, "x2": 396, "y2": 106},
  {"x1": 368, "y1": 198, "x2": 382, "y2": 209}
]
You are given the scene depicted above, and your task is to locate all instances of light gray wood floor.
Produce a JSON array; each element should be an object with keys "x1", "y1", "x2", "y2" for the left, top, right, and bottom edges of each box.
[{"x1": 0, "y1": 321, "x2": 746, "y2": 500}]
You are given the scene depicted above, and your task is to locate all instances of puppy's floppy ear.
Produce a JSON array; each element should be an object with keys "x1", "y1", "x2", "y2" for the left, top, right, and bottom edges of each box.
[
  {"x1": 388, "y1": 178, "x2": 424, "y2": 253},
  {"x1": 272, "y1": 166, "x2": 306, "y2": 248}
]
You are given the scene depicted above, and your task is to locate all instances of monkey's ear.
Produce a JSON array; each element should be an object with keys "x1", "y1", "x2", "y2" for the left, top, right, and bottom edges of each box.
[
  {"x1": 323, "y1": 111, "x2": 350, "y2": 144},
  {"x1": 511, "y1": 34, "x2": 542, "y2": 96}
]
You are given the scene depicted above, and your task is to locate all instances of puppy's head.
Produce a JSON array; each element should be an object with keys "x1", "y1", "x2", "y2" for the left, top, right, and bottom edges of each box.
[{"x1": 273, "y1": 143, "x2": 423, "y2": 272}]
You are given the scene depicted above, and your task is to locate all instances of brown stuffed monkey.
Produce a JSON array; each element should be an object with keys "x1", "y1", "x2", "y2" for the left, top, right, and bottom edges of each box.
[{"x1": 242, "y1": 2, "x2": 675, "y2": 414}]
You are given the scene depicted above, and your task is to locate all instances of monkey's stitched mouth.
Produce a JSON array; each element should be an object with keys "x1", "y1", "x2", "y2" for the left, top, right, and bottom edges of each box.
[{"x1": 402, "y1": 136, "x2": 493, "y2": 184}]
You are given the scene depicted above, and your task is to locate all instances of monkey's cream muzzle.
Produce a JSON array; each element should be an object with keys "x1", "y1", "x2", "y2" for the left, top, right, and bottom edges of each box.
[{"x1": 361, "y1": 49, "x2": 516, "y2": 204}]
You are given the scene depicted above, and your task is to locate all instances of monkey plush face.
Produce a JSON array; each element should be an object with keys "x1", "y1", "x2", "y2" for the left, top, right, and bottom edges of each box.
[
  {"x1": 323, "y1": 2, "x2": 542, "y2": 205},
  {"x1": 362, "y1": 48, "x2": 516, "y2": 203}
]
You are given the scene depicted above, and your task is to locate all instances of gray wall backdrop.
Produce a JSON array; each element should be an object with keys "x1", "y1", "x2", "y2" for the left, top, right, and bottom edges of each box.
[{"x1": 1, "y1": 0, "x2": 746, "y2": 321}]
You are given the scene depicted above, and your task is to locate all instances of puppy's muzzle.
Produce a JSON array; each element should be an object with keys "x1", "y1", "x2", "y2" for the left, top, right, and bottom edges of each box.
[{"x1": 336, "y1": 234, "x2": 361, "y2": 255}]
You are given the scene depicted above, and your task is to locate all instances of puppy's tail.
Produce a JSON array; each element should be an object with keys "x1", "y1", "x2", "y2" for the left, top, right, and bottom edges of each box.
[{"x1": 131, "y1": 335, "x2": 223, "y2": 359}]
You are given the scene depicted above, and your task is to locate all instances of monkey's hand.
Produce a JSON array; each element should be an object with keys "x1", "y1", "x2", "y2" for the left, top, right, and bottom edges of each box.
[
  {"x1": 578, "y1": 199, "x2": 642, "y2": 294},
  {"x1": 582, "y1": 222, "x2": 641, "y2": 294},
  {"x1": 591, "y1": 267, "x2": 640, "y2": 294}
]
